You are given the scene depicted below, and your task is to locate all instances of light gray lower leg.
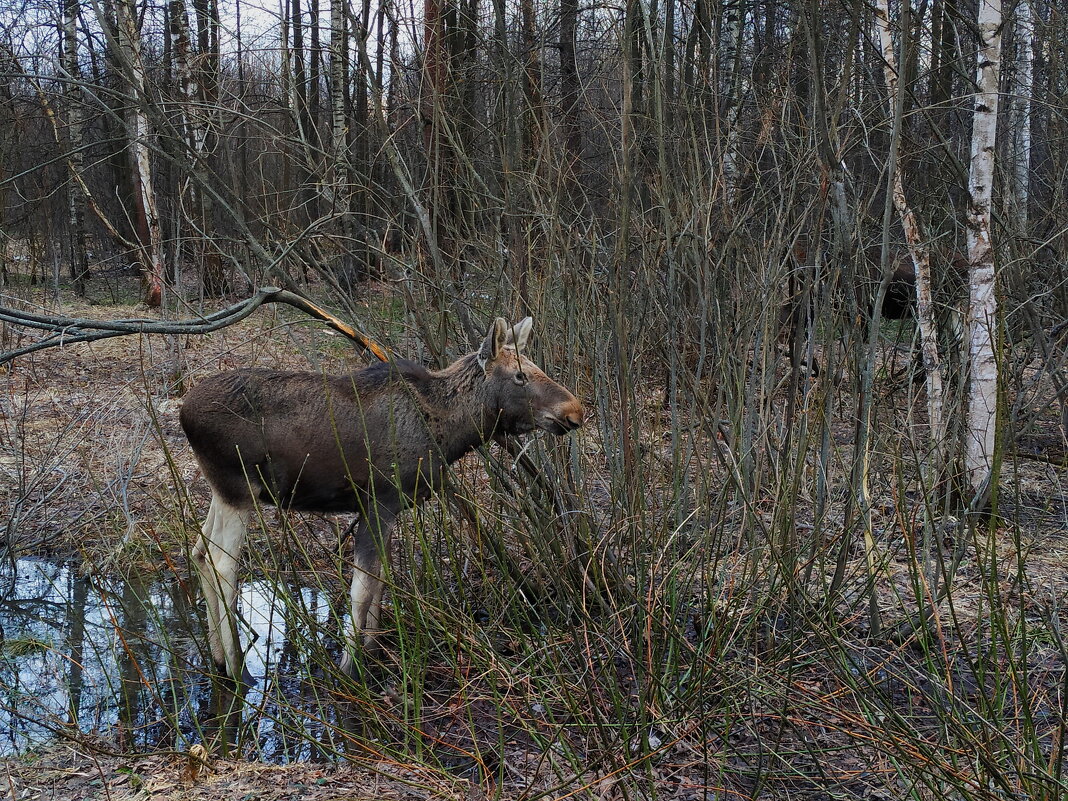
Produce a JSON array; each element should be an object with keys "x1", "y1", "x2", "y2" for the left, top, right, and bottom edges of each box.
[
  {"x1": 193, "y1": 494, "x2": 247, "y2": 677},
  {"x1": 350, "y1": 556, "x2": 383, "y2": 637},
  {"x1": 339, "y1": 511, "x2": 393, "y2": 675},
  {"x1": 193, "y1": 497, "x2": 221, "y2": 662},
  {"x1": 367, "y1": 579, "x2": 388, "y2": 633}
]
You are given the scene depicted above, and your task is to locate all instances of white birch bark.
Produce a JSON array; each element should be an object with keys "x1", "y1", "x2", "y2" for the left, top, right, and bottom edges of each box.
[
  {"x1": 326, "y1": 0, "x2": 355, "y2": 278},
  {"x1": 1009, "y1": 0, "x2": 1033, "y2": 232},
  {"x1": 874, "y1": 0, "x2": 945, "y2": 449},
  {"x1": 721, "y1": 6, "x2": 748, "y2": 208},
  {"x1": 280, "y1": 0, "x2": 293, "y2": 138},
  {"x1": 171, "y1": 0, "x2": 226, "y2": 291},
  {"x1": 61, "y1": 0, "x2": 90, "y2": 292},
  {"x1": 169, "y1": 0, "x2": 209, "y2": 241},
  {"x1": 965, "y1": 0, "x2": 1004, "y2": 500},
  {"x1": 329, "y1": 0, "x2": 348, "y2": 209},
  {"x1": 114, "y1": 0, "x2": 165, "y2": 306},
  {"x1": 169, "y1": 0, "x2": 204, "y2": 165}
]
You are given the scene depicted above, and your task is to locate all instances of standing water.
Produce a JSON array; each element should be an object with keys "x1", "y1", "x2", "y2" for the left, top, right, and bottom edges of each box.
[{"x1": 0, "y1": 558, "x2": 348, "y2": 761}]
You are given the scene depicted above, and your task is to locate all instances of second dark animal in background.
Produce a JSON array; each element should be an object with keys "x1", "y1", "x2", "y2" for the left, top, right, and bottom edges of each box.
[{"x1": 778, "y1": 250, "x2": 969, "y2": 376}]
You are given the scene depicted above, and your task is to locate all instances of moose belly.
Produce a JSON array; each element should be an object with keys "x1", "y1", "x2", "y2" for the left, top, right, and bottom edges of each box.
[
  {"x1": 251, "y1": 446, "x2": 445, "y2": 514},
  {"x1": 260, "y1": 475, "x2": 362, "y2": 513},
  {"x1": 249, "y1": 445, "x2": 371, "y2": 513}
]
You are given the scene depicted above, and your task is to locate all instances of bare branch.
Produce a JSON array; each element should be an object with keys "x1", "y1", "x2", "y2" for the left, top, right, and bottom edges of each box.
[{"x1": 0, "y1": 288, "x2": 390, "y2": 366}]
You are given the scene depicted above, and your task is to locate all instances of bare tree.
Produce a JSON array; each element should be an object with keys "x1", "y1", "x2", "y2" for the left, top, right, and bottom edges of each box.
[
  {"x1": 1010, "y1": 0, "x2": 1034, "y2": 234},
  {"x1": 964, "y1": 0, "x2": 1004, "y2": 505},
  {"x1": 874, "y1": 0, "x2": 945, "y2": 459},
  {"x1": 0, "y1": 47, "x2": 14, "y2": 288},
  {"x1": 60, "y1": 0, "x2": 90, "y2": 295},
  {"x1": 559, "y1": 0, "x2": 580, "y2": 198},
  {"x1": 169, "y1": 0, "x2": 224, "y2": 292},
  {"x1": 328, "y1": 0, "x2": 352, "y2": 277},
  {"x1": 100, "y1": 0, "x2": 165, "y2": 306}
]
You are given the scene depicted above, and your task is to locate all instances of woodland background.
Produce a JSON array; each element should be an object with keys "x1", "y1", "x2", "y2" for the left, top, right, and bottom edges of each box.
[{"x1": 0, "y1": 0, "x2": 1067, "y2": 796}]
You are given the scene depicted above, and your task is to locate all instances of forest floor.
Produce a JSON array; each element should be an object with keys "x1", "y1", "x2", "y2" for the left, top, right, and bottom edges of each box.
[
  {"x1": 1, "y1": 279, "x2": 1067, "y2": 800},
  {"x1": 1, "y1": 740, "x2": 473, "y2": 801}
]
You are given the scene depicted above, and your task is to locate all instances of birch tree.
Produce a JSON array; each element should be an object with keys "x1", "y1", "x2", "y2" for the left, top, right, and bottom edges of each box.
[
  {"x1": 0, "y1": 49, "x2": 14, "y2": 287},
  {"x1": 169, "y1": 0, "x2": 220, "y2": 291},
  {"x1": 328, "y1": 0, "x2": 346, "y2": 163},
  {"x1": 965, "y1": 0, "x2": 1004, "y2": 504},
  {"x1": 60, "y1": 0, "x2": 89, "y2": 295},
  {"x1": 328, "y1": 0, "x2": 352, "y2": 274},
  {"x1": 108, "y1": 0, "x2": 165, "y2": 306},
  {"x1": 1009, "y1": 0, "x2": 1033, "y2": 233},
  {"x1": 186, "y1": 0, "x2": 224, "y2": 291},
  {"x1": 719, "y1": 0, "x2": 749, "y2": 211},
  {"x1": 874, "y1": 0, "x2": 946, "y2": 454}
]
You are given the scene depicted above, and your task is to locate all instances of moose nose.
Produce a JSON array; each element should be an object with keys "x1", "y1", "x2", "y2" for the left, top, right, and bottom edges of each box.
[{"x1": 562, "y1": 401, "x2": 585, "y2": 430}]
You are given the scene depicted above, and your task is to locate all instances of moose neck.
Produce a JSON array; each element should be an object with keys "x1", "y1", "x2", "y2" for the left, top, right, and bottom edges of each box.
[{"x1": 424, "y1": 353, "x2": 500, "y2": 459}]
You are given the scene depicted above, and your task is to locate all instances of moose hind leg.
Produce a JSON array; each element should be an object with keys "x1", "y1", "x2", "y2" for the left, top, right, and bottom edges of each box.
[
  {"x1": 339, "y1": 511, "x2": 394, "y2": 676},
  {"x1": 367, "y1": 578, "x2": 388, "y2": 633},
  {"x1": 193, "y1": 493, "x2": 248, "y2": 678}
]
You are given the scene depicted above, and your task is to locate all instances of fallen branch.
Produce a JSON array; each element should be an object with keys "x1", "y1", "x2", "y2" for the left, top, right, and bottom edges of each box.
[
  {"x1": 1010, "y1": 450, "x2": 1068, "y2": 468},
  {"x1": 0, "y1": 287, "x2": 390, "y2": 366}
]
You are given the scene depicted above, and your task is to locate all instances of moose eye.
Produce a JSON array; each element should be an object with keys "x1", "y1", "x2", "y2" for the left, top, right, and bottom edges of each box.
[{"x1": 513, "y1": 373, "x2": 528, "y2": 387}]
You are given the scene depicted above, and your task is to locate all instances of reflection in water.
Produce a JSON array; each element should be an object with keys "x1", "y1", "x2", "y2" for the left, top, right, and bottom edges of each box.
[{"x1": 0, "y1": 559, "x2": 342, "y2": 761}]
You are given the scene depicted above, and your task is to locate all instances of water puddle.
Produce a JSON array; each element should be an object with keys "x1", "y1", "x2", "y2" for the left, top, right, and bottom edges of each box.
[{"x1": 0, "y1": 558, "x2": 348, "y2": 761}]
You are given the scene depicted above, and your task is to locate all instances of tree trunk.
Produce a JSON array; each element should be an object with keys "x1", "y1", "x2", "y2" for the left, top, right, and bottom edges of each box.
[
  {"x1": 422, "y1": 0, "x2": 461, "y2": 281},
  {"x1": 720, "y1": 0, "x2": 748, "y2": 210},
  {"x1": 559, "y1": 0, "x2": 581, "y2": 200},
  {"x1": 874, "y1": 0, "x2": 945, "y2": 456},
  {"x1": 356, "y1": 0, "x2": 373, "y2": 243},
  {"x1": 491, "y1": 0, "x2": 520, "y2": 306},
  {"x1": 930, "y1": 0, "x2": 957, "y2": 111},
  {"x1": 0, "y1": 51, "x2": 15, "y2": 288},
  {"x1": 112, "y1": 0, "x2": 165, "y2": 306},
  {"x1": 170, "y1": 0, "x2": 224, "y2": 294},
  {"x1": 1010, "y1": 0, "x2": 1033, "y2": 233},
  {"x1": 291, "y1": 0, "x2": 317, "y2": 231},
  {"x1": 964, "y1": 0, "x2": 1004, "y2": 505},
  {"x1": 329, "y1": 0, "x2": 354, "y2": 280},
  {"x1": 61, "y1": 0, "x2": 90, "y2": 296},
  {"x1": 520, "y1": 0, "x2": 542, "y2": 159},
  {"x1": 309, "y1": 0, "x2": 322, "y2": 142}
]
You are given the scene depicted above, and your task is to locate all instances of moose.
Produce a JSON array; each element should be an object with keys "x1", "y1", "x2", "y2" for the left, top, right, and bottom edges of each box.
[
  {"x1": 778, "y1": 248, "x2": 969, "y2": 376},
  {"x1": 180, "y1": 317, "x2": 584, "y2": 679}
]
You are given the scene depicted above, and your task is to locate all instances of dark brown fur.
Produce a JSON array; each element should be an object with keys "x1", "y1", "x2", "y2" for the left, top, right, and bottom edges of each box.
[{"x1": 180, "y1": 356, "x2": 547, "y2": 514}]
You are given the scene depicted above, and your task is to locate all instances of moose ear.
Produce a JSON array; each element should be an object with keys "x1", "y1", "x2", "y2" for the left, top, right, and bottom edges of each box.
[
  {"x1": 478, "y1": 317, "x2": 507, "y2": 371},
  {"x1": 503, "y1": 317, "x2": 533, "y2": 351}
]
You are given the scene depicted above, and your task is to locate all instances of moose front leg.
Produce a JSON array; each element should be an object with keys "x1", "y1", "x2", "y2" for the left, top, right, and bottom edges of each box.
[
  {"x1": 339, "y1": 509, "x2": 396, "y2": 676},
  {"x1": 193, "y1": 493, "x2": 249, "y2": 680}
]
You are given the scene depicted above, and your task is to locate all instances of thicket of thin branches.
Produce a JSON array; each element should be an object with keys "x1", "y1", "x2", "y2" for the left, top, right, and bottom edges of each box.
[{"x1": 0, "y1": 0, "x2": 1067, "y2": 795}]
